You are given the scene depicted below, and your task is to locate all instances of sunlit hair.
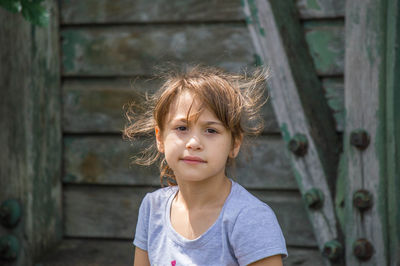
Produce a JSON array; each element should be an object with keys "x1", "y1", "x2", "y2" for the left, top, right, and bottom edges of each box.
[{"x1": 123, "y1": 65, "x2": 269, "y2": 186}]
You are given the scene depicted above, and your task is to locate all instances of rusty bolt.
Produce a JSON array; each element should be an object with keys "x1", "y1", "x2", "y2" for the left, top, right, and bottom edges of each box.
[
  {"x1": 304, "y1": 188, "x2": 324, "y2": 209},
  {"x1": 0, "y1": 199, "x2": 21, "y2": 228},
  {"x1": 288, "y1": 133, "x2": 308, "y2": 156},
  {"x1": 353, "y1": 190, "x2": 373, "y2": 211},
  {"x1": 322, "y1": 240, "x2": 343, "y2": 261},
  {"x1": 353, "y1": 239, "x2": 374, "y2": 261},
  {"x1": 350, "y1": 129, "x2": 370, "y2": 150},
  {"x1": 0, "y1": 235, "x2": 19, "y2": 261}
]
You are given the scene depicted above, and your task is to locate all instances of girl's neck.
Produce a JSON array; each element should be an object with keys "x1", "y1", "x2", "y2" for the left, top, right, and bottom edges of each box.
[{"x1": 174, "y1": 176, "x2": 232, "y2": 210}]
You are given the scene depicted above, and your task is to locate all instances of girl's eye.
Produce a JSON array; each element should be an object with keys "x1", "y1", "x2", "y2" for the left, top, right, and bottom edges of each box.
[
  {"x1": 176, "y1": 126, "x2": 187, "y2": 131},
  {"x1": 206, "y1": 128, "x2": 218, "y2": 134}
]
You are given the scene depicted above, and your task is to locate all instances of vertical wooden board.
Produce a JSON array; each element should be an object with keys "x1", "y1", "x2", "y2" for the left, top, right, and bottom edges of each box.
[
  {"x1": 0, "y1": 1, "x2": 62, "y2": 265},
  {"x1": 296, "y1": 0, "x2": 344, "y2": 19},
  {"x1": 61, "y1": 25, "x2": 256, "y2": 76},
  {"x1": 344, "y1": 0, "x2": 388, "y2": 264},
  {"x1": 303, "y1": 21, "x2": 344, "y2": 76}
]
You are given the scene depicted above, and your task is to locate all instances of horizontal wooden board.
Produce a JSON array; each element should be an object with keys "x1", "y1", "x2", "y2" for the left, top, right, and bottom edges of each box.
[
  {"x1": 62, "y1": 78, "x2": 279, "y2": 133},
  {"x1": 37, "y1": 239, "x2": 324, "y2": 266},
  {"x1": 62, "y1": 77, "x2": 343, "y2": 133},
  {"x1": 60, "y1": 0, "x2": 344, "y2": 24},
  {"x1": 63, "y1": 135, "x2": 297, "y2": 189},
  {"x1": 61, "y1": 25, "x2": 255, "y2": 76},
  {"x1": 303, "y1": 21, "x2": 344, "y2": 76},
  {"x1": 64, "y1": 186, "x2": 317, "y2": 247},
  {"x1": 61, "y1": 24, "x2": 343, "y2": 77}
]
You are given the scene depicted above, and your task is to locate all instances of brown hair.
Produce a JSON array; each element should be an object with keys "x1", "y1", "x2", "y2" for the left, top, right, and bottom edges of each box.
[{"x1": 123, "y1": 65, "x2": 268, "y2": 186}]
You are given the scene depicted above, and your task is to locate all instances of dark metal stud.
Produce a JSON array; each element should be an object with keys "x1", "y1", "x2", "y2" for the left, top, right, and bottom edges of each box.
[
  {"x1": 350, "y1": 129, "x2": 370, "y2": 150},
  {"x1": 322, "y1": 240, "x2": 343, "y2": 261},
  {"x1": 0, "y1": 199, "x2": 21, "y2": 228},
  {"x1": 288, "y1": 133, "x2": 308, "y2": 156},
  {"x1": 353, "y1": 190, "x2": 373, "y2": 211},
  {"x1": 304, "y1": 188, "x2": 324, "y2": 209},
  {"x1": 353, "y1": 239, "x2": 374, "y2": 261},
  {"x1": 0, "y1": 235, "x2": 19, "y2": 261}
]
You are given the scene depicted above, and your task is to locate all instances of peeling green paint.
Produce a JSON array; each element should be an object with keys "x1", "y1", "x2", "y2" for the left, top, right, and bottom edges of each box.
[
  {"x1": 61, "y1": 30, "x2": 86, "y2": 73},
  {"x1": 247, "y1": 0, "x2": 265, "y2": 37},
  {"x1": 280, "y1": 123, "x2": 291, "y2": 143},
  {"x1": 306, "y1": 0, "x2": 322, "y2": 11}
]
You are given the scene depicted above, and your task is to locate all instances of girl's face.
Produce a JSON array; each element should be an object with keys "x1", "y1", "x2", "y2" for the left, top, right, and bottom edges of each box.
[{"x1": 155, "y1": 91, "x2": 241, "y2": 184}]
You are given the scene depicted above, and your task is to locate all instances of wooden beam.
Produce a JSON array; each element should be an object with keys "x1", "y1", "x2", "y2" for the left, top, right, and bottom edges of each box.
[
  {"x1": 344, "y1": 0, "x2": 393, "y2": 264},
  {"x1": 0, "y1": 1, "x2": 62, "y2": 265},
  {"x1": 243, "y1": 0, "x2": 343, "y2": 264}
]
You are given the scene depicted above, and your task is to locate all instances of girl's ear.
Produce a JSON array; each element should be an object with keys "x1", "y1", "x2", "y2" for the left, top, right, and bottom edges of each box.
[
  {"x1": 155, "y1": 126, "x2": 164, "y2": 153},
  {"x1": 229, "y1": 134, "x2": 243, "y2": 158}
]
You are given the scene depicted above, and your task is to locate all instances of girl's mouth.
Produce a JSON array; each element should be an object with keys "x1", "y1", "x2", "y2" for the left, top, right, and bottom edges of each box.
[{"x1": 181, "y1": 156, "x2": 206, "y2": 164}]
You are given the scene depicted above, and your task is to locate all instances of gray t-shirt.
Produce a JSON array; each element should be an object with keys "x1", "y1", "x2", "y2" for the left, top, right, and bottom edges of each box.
[{"x1": 133, "y1": 180, "x2": 288, "y2": 266}]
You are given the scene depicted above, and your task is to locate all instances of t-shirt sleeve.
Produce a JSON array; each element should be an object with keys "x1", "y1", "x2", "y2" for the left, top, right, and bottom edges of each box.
[
  {"x1": 133, "y1": 193, "x2": 150, "y2": 251},
  {"x1": 230, "y1": 205, "x2": 288, "y2": 266}
]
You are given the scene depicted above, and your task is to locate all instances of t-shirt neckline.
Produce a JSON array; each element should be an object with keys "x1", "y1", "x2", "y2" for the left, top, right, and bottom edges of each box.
[{"x1": 165, "y1": 179, "x2": 236, "y2": 248}]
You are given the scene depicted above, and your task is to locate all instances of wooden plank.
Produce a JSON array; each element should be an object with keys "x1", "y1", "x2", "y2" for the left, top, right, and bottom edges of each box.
[
  {"x1": 344, "y1": 0, "x2": 389, "y2": 264},
  {"x1": 62, "y1": 78, "x2": 279, "y2": 133},
  {"x1": 37, "y1": 239, "x2": 323, "y2": 266},
  {"x1": 322, "y1": 77, "x2": 344, "y2": 132},
  {"x1": 63, "y1": 136, "x2": 297, "y2": 189},
  {"x1": 303, "y1": 21, "x2": 344, "y2": 76},
  {"x1": 60, "y1": 0, "x2": 344, "y2": 24},
  {"x1": 61, "y1": 25, "x2": 255, "y2": 77},
  {"x1": 386, "y1": 1, "x2": 400, "y2": 265},
  {"x1": 64, "y1": 186, "x2": 316, "y2": 247},
  {"x1": 244, "y1": 0, "x2": 343, "y2": 264},
  {"x1": 0, "y1": 1, "x2": 62, "y2": 265},
  {"x1": 61, "y1": 24, "x2": 343, "y2": 77},
  {"x1": 296, "y1": 0, "x2": 344, "y2": 19}
]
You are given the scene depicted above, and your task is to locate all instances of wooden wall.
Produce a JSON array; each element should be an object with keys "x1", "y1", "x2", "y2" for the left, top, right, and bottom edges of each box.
[{"x1": 44, "y1": 0, "x2": 344, "y2": 265}]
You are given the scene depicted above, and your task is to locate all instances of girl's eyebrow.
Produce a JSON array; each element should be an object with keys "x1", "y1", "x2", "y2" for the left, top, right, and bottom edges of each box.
[{"x1": 172, "y1": 118, "x2": 223, "y2": 126}]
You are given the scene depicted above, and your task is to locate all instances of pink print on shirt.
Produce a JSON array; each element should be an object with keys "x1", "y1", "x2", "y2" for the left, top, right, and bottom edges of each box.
[{"x1": 171, "y1": 260, "x2": 176, "y2": 266}]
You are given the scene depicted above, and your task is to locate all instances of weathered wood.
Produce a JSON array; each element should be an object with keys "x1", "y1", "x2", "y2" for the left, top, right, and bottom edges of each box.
[
  {"x1": 63, "y1": 136, "x2": 297, "y2": 189},
  {"x1": 61, "y1": 25, "x2": 255, "y2": 76},
  {"x1": 296, "y1": 0, "x2": 344, "y2": 19},
  {"x1": 303, "y1": 21, "x2": 344, "y2": 76},
  {"x1": 244, "y1": 0, "x2": 343, "y2": 264},
  {"x1": 64, "y1": 186, "x2": 316, "y2": 247},
  {"x1": 61, "y1": 25, "x2": 343, "y2": 77},
  {"x1": 0, "y1": 1, "x2": 62, "y2": 265},
  {"x1": 386, "y1": 1, "x2": 400, "y2": 265},
  {"x1": 62, "y1": 78, "x2": 279, "y2": 133},
  {"x1": 344, "y1": 0, "x2": 389, "y2": 265},
  {"x1": 37, "y1": 238, "x2": 323, "y2": 266},
  {"x1": 322, "y1": 78, "x2": 344, "y2": 132},
  {"x1": 60, "y1": 0, "x2": 344, "y2": 24}
]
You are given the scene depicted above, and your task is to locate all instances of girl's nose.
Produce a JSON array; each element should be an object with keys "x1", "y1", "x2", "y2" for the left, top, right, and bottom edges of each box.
[{"x1": 186, "y1": 136, "x2": 203, "y2": 150}]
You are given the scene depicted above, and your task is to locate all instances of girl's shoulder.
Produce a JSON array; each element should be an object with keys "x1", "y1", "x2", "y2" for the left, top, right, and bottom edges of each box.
[
  {"x1": 229, "y1": 181, "x2": 273, "y2": 211},
  {"x1": 141, "y1": 185, "x2": 178, "y2": 207}
]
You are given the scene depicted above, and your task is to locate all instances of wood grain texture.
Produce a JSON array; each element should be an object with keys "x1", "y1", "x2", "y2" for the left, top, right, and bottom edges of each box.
[
  {"x1": 244, "y1": 0, "x2": 343, "y2": 264},
  {"x1": 37, "y1": 239, "x2": 323, "y2": 266},
  {"x1": 61, "y1": 24, "x2": 343, "y2": 77},
  {"x1": 303, "y1": 21, "x2": 344, "y2": 76},
  {"x1": 61, "y1": 25, "x2": 256, "y2": 77},
  {"x1": 60, "y1": 0, "x2": 344, "y2": 24},
  {"x1": 322, "y1": 77, "x2": 344, "y2": 132},
  {"x1": 0, "y1": 1, "x2": 62, "y2": 265},
  {"x1": 63, "y1": 135, "x2": 297, "y2": 189},
  {"x1": 62, "y1": 78, "x2": 279, "y2": 133},
  {"x1": 63, "y1": 186, "x2": 317, "y2": 247},
  {"x1": 344, "y1": 0, "x2": 389, "y2": 264}
]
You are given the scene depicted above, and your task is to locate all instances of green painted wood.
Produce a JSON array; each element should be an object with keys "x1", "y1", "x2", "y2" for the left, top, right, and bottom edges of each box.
[
  {"x1": 63, "y1": 186, "x2": 316, "y2": 247},
  {"x1": 63, "y1": 136, "x2": 297, "y2": 190},
  {"x1": 244, "y1": 1, "x2": 343, "y2": 264},
  {"x1": 296, "y1": 0, "x2": 344, "y2": 19},
  {"x1": 61, "y1": 24, "x2": 343, "y2": 77},
  {"x1": 303, "y1": 21, "x2": 344, "y2": 76},
  {"x1": 322, "y1": 77, "x2": 344, "y2": 132},
  {"x1": 386, "y1": 1, "x2": 400, "y2": 265},
  {"x1": 62, "y1": 78, "x2": 279, "y2": 133},
  {"x1": 344, "y1": 0, "x2": 389, "y2": 264},
  {"x1": 37, "y1": 239, "x2": 323, "y2": 266},
  {"x1": 0, "y1": 1, "x2": 62, "y2": 265},
  {"x1": 60, "y1": 0, "x2": 344, "y2": 24}
]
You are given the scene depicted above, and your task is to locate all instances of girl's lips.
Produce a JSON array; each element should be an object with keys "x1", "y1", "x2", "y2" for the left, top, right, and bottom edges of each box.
[{"x1": 181, "y1": 156, "x2": 206, "y2": 164}]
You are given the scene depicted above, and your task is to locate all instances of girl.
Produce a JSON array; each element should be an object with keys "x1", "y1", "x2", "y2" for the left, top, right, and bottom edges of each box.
[{"x1": 124, "y1": 66, "x2": 288, "y2": 266}]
